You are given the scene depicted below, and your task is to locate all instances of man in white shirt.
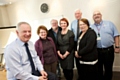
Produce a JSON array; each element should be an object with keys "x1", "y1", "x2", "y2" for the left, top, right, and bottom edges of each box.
[{"x1": 4, "y1": 22, "x2": 57, "y2": 80}]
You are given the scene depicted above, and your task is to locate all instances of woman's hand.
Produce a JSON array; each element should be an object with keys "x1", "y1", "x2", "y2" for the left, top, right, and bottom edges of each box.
[
  {"x1": 75, "y1": 51, "x2": 81, "y2": 58},
  {"x1": 63, "y1": 51, "x2": 69, "y2": 58},
  {"x1": 57, "y1": 51, "x2": 64, "y2": 59}
]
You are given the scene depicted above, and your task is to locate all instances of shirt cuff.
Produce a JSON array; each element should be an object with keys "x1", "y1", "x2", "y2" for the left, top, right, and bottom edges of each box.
[{"x1": 32, "y1": 75, "x2": 40, "y2": 80}]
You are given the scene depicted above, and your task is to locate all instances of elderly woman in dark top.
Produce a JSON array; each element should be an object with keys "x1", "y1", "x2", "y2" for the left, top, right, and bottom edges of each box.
[
  {"x1": 35, "y1": 25, "x2": 58, "y2": 74},
  {"x1": 75, "y1": 18, "x2": 98, "y2": 80},
  {"x1": 57, "y1": 18, "x2": 74, "y2": 80}
]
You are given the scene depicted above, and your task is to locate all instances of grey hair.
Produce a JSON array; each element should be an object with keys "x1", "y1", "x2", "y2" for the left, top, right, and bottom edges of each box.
[
  {"x1": 50, "y1": 19, "x2": 58, "y2": 23},
  {"x1": 74, "y1": 9, "x2": 82, "y2": 14},
  {"x1": 16, "y1": 22, "x2": 31, "y2": 31},
  {"x1": 93, "y1": 10, "x2": 102, "y2": 15}
]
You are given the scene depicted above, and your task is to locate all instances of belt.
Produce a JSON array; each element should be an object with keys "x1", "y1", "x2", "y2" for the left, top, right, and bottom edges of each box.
[{"x1": 97, "y1": 45, "x2": 113, "y2": 50}]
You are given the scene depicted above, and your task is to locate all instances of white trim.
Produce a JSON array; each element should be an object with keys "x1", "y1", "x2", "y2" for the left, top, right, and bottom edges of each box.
[{"x1": 80, "y1": 59, "x2": 98, "y2": 65}]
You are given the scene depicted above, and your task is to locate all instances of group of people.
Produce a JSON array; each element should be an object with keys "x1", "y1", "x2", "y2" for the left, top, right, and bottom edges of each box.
[{"x1": 4, "y1": 9, "x2": 119, "y2": 80}]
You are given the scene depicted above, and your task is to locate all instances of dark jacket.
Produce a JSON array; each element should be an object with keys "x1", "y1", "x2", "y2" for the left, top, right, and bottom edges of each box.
[
  {"x1": 48, "y1": 27, "x2": 62, "y2": 47},
  {"x1": 77, "y1": 28, "x2": 98, "y2": 61},
  {"x1": 34, "y1": 37, "x2": 58, "y2": 64}
]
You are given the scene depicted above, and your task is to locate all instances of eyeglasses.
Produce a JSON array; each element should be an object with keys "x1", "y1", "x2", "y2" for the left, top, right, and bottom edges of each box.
[
  {"x1": 79, "y1": 24, "x2": 86, "y2": 26},
  {"x1": 39, "y1": 32, "x2": 47, "y2": 34}
]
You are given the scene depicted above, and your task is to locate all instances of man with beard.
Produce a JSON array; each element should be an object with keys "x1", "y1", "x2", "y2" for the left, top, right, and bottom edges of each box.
[
  {"x1": 91, "y1": 11, "x2": 120, "y2": 80},
  {"x1": 48, "y1": 19, "x2": 62, "y2": 79}
]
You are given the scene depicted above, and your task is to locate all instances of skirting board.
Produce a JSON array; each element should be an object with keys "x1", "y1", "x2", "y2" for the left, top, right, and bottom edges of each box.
[
  {"x1": 73, "y1": 66, "x2": 120, "y2": 72},
  {"x1": 113, "y1": 66, "x2": 120, "y2": 72}
]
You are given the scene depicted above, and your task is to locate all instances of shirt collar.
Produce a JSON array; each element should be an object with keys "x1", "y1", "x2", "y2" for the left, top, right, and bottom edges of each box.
[
  {"x1": 94, "y1": 20, "x2": 103, "y2": 26},
  {"x1": 16, "y1": 38, "x2": 28, "y2": 47},
  {"x1": 52, "y1": 27, "x2": 59, "y2": 33}
]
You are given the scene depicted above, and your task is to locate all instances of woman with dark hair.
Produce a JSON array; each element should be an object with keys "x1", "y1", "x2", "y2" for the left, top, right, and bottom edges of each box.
[
  {"x1": 75, "y1": 18, "x2": 98, "y2": 80},
  {"x1": 35, "y1": 25, "x2": 58, "y2": 74},
  {"x1": 57, "y1": 18, "x2": 74, "y2": 80}
]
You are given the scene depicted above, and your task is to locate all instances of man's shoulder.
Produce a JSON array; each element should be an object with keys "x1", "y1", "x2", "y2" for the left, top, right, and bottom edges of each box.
[
  {"x1": 103, "y1": 20, "x2": 110, "y2": 22},
  {"x1": 5, "y1": 40, "x2": 18, "y2": 54},
  {"x1": 58, "y1": 26, "x2": 62, "y2": 31},
  {"x1": 71, "y1": 20, "x2": 77, "y2": 29},
  {"x1": 102, "y1": 20, "x2": 115, "y2": 26},
  {"x1": 48, "y1": 28, "x2": 52, "y2": 31},
  {"x1": 6, "y1": 40, "x2": 17, "y2": 48},
  {"x1": 90, "y1": 23, "x2": 95, "y2": 28},
  {"x1": 102, "y1": 20, "x2": 113, "y2": 23},
  {"x1": 71, "y1": 19, "x2": 77, "y2": 24}
]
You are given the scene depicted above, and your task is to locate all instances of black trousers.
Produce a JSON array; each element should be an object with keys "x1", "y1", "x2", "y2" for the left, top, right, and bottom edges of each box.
[
  {"x1": 46, "y1": 71, "x2": 58, "y2": 80},
  {"x1": 17, "y1": 70, "x2": 58, "y2": 80},
  {"x1": 74, "y1": 41, "x2": 81, "y2": 78},
  {"x1": 31, "y1": 70, "x2": 58, "y2": 80},
  {"x1": 97, "y1": 46, "x2": 114, "y2": 80},
  {"x1": 63, "y1": 69, "x2": 73, "y2": 80},
  {"x1": 78, "y1": 63, "x2": 98, "y2": 80},
  {"x1": 75, "y1": 58, "x2": 81, "y2": 77}
]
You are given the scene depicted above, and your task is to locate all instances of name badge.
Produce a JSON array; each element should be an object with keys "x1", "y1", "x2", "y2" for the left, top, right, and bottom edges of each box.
[{"x1": 97, "y1": 37, "x2": 101, "y2": 40}]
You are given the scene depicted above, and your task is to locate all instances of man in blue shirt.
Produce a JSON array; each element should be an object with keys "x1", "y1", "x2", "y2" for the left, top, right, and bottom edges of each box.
[
  {"x1": 71, "y1": 9, "x2": 82, "y2": 42},
  {"x1": 70, "y1": 9, "x2": 82, "y2": 79},
  {"x1": 91, "y1": 11, "x2": 120, "y2": 80},
  {"x1": 4, "y1": 22, "x2": 57, "y2": 80}
]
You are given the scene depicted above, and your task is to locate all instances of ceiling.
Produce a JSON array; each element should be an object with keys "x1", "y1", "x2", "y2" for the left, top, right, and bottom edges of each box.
[{"x1": 0, "y1": 0, "x2": 18, "y2": 6}]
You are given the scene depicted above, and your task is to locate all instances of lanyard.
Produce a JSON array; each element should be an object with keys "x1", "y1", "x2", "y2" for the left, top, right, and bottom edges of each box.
[{"x1": 96, "y1": 22, "x2": 103, "y2": 37}]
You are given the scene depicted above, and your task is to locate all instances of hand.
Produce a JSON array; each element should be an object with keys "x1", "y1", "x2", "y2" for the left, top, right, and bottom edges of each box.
[
  {"x1": 40, "y1": 70, "x2": 48, "y2": 78},
  {"x1": 65, "y1": 51, "x2": 70, "y2": 55},
  {"x1": 39, "y1": 76, "x2": 47, "y2": 80},
  {"x1": 59, "y1": 54, "x2": 64, "y2": 59},
  {"x1": 63, "y1": 51, "x2": 70, "y2": 58},
  {"x1": 63, "y1": 54, "x2": 67, "y2": 59},
  {"x1": 75, "y1": 51, "x2": 81, "y2": 58},
  {"x1": 115, "y1": 48, "x2": 120, "y2": 53},
  {"x1": 57, "y1": 51, "x2": 64, "y2": 59}
]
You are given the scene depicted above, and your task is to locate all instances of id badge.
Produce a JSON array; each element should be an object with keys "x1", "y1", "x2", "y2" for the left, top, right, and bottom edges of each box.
[
  {"x1": 97, "y1": 36, "x2": 101, "y2": 40},
  {"x1": 97, "y1": 33, "x2": 101, "y2": 40}
]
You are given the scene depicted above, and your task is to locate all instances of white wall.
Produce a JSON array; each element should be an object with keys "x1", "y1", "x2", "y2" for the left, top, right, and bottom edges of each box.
[
  {"x1": 0, "y1": 7, "x2": 3, "y2": 26},
  {"x1": 6, "y1": 0, "x2": 120, "y2": 29},
  {"x1": 1, "y1": 0, "x2": 120, "y2": 71},
  {"x1": 0, "y1": 6, "x2": 10, "y2": 27}
]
